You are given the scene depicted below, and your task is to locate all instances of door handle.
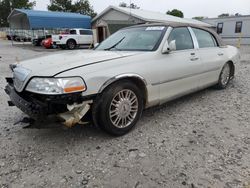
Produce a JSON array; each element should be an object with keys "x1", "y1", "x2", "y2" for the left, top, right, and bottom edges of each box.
[
  {"x1": 218, "y1": 53, "x2": 224, "y2": 56},
  {"x1": 190, "y1": 57, "x2": 199, "y2": 61}
]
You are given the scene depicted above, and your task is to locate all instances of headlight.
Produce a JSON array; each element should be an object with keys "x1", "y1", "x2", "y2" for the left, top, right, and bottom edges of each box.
[{"x1": 26, "y1": 77, "x2": 86, "y2": 95}]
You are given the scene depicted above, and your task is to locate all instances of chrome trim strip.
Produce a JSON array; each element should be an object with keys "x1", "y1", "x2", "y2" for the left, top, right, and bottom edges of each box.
[
  {"x1": 188, "y1": 27, "x2": 199, "y2": 49},
  {"x1": 152, "y1": 66, "x2": 221, "y2": 86},
  {"x1": 98, "y1": 73, "x2": 147, "y2": 93}
]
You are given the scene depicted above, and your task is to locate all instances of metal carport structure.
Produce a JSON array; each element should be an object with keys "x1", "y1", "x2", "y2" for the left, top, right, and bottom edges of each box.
[
  {"x1": 7, "y1": 9, "x2": 91, "y2": 46},
  {"x1": 7, "y1": 9, "x2": 91, "y2": 29}
]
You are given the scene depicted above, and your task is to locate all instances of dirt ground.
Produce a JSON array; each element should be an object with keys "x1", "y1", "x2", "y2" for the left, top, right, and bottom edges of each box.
[{"x1": 0, "y1": 40, "x2": 250, "y2": 188}]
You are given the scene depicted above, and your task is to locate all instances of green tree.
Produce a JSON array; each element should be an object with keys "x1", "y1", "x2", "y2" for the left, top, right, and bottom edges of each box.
[
  {"x1": 0, "y1": 0, "x2": 36, "y2": 27},
  {"x1": 218, "y1": 13, "x2": 229, "y2": 18},
  {"x1": 129, "y1": 3, "x2": 139, "y2": 9},
  {"x1": 192, "y1": 16, "x2": 205, "y2": 21},
  {"x1": 119, "y1": 2, "x2": 127, "y2": 7},
  {"x1": 48, "y1": 0, "x2": 97, "y2": 18},
  {"x1": 119, "y1": 2, "x2": 140, "y2": 9},
  {"x1": 48, "y1": 0, "x2": 73, "y2": 12},
  {"x1": 166, "y1": 9, "x2": 184, "y2": 18},
  {"x1": 73, "y1": 0, "x2": 96, "y2": 18}
]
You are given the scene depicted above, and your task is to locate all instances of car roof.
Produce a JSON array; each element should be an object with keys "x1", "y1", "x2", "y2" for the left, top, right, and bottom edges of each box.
[
  {"x1": 124, "y1": 22, "x2": 225, "y2": 47},
  {"x1": 70, "y1": 28, "x2": 92, "y2": 30}
]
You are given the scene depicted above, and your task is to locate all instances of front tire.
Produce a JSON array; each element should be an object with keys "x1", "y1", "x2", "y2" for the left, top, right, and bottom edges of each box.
[
  {"x1": 216, "y1": 63, "x2": 231, "y2": 89},
  {"x1": 92, "y1": 81, "x2": 144, "y2": 136}
]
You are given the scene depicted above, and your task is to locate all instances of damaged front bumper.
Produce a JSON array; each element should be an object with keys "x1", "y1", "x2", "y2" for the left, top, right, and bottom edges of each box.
[
  {"x1": 5, "y1": 78, "x2": 95, "y2": 127},
  {"x1": 59, "y1": 101, "x2": 92, "y2": 127}
]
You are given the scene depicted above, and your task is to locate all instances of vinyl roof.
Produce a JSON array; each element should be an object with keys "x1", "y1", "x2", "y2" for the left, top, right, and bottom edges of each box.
[
  {"x1": 92, "y1": 6, "x2": 212, "y2": 27},
  {"x1": 8, "y1": 9, "x2": 91, "y2": 29}
]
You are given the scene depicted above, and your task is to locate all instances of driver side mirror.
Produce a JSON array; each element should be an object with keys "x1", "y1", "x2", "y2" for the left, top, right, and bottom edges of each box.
[{"x1": 162, "y1": 40, "x2": 176, "y2": 54}]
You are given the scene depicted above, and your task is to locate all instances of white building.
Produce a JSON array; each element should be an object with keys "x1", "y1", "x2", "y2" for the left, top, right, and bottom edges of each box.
[
  {"x1": 202, "y1": 15, "x2": 250, "y2": 45},
  {"x1": 92, "y1": 6, "x2": 212, "y2": 43}
]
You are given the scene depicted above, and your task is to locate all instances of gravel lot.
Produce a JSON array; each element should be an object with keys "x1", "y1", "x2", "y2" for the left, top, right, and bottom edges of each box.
[{"x1": 0, "y1": 40, "x2": 250, "y2": 188}]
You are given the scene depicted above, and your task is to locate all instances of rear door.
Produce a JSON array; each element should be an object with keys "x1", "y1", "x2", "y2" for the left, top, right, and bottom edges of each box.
[
  {"x1": 79, "y1": 30, "x2": 93, "y2": 44},
  {"x1": 190, "y1": 27, "x2": 226, "y2": 87},
  {"x1": 158, "y1": 27, "x2": 203, "y2": 103},
  {"x1": 69, "y1": 29, "x2": 78, "y2": 43}
]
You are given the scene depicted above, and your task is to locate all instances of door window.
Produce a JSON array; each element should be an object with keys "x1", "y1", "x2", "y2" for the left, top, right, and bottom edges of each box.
[
  {"x1": 192, "y1": 28, "x2": 217, "y2": 48},
  {"x1": 69, "y1": 30, "x2": 77, "y2": 35},
  {"x1": 168, "y1": 27, "x2": 194, "y2": 51}
]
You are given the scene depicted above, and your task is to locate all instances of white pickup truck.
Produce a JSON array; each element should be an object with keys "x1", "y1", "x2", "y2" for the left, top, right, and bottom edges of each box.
[{"x1": 52, "y1": 28, "x2": 94, "y2": 50}]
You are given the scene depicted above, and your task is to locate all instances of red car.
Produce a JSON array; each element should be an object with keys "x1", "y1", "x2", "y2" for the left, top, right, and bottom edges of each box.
[{"x1": 42, "y1": 38, "x2": 53, "y2": 49}]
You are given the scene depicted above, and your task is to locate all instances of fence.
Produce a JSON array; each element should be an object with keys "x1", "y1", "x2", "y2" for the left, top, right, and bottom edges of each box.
[{"x1": 0, "y1": 27, "x2": 9, "y2": 39}]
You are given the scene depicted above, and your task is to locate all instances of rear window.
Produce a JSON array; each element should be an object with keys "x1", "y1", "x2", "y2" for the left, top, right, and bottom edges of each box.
[
  {"x1": 79, "y1": 30, "x2": 93, "y2": 35},
  {"x1": 192, "y1": 28, "x2": 217, "y2": 48}
]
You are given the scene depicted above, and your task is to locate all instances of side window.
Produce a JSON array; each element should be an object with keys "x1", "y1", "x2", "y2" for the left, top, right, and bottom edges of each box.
[
  {"x1": 70, "y1": 30, "x2": 77, "y2": 35},
  {"x1": 168, "y1": 27, "x2": 194, "y2": 51},
  {"x1": 217, "y1": 23, "x2": 223, "y2": 34},
  {"x1": 235, "y1": 21, "x2": 242, "y2": 33},
  {"x1": 192, "y1": 28, "x2": 217, "y2": 48},
  {"x1": 79, "y1": 30, "x2": 93, "y2": 35}
]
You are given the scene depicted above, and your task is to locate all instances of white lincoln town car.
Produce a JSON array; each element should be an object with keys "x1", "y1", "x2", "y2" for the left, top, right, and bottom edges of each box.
[{"x1": 5, "y1": 23, "x2": 240, "y2": 135}]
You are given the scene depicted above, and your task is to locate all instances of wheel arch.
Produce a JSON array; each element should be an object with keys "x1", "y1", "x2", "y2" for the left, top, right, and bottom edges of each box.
[
  {"x1": 67, "y1": 38, "x2": 77, "y2": 44},
  {"x1": 226, "y1": 61, "x2": 235, "y2": 78},
  {"x1": 98, "y1": 74, "x2": 148, "y2": 106}
]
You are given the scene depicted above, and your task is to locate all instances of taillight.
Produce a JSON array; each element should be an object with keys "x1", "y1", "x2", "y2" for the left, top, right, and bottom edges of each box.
[{"x1": 59, "y1": 36, "x2": 62, "y2": 40}]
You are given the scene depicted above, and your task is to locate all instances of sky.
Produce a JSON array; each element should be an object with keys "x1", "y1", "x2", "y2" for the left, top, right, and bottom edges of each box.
[{"x1": 35, "y1": 0, "x2": 250, "y2": 18}]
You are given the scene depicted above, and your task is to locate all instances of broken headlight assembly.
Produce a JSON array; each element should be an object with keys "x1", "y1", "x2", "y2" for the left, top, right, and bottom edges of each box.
[{"x1": 25, "y1": 77, "x2": 86, "y2": 95}]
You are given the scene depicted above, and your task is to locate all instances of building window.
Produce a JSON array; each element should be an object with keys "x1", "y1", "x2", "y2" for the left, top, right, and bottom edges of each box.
[
  {"x1": 217, "y1": 23, "x2": 223, "y2": 34},
  {"x1": 235, "y1": 21, "x2": 242, "y2": 33}
]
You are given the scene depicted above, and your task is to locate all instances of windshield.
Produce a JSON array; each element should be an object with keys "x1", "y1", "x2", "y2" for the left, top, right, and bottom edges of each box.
[{"x1": 96, "y1": 26, "x2": 167, "y2": 51}]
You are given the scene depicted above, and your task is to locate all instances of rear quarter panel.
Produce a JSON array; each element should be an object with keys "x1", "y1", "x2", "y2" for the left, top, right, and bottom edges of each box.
[{"x1": 224, "y1": 45, "x2": 241, "y2": 65}]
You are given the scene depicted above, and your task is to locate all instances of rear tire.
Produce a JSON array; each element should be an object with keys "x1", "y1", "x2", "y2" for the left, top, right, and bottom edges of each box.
[
  {"x1": 92, "y1": 81, "x2": 143, "y2": 136},
  {"x1": 216, "y1": 63, "x2": 231, "y2": 89},
  {"x1": 67, "y1": 39, "x2": 76, "y2": 50}
]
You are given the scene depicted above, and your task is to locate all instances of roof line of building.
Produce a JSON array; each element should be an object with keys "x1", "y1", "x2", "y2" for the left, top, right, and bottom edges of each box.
[
  {"x1": 92, "y1": 5, "x2": 211, "y2": 27},
  {"x1": 203, "y1": 15, "x2": 250, "y2": 20},
  {"x1": 92, "y1": 5, "x2": 146, "y2": 23}
]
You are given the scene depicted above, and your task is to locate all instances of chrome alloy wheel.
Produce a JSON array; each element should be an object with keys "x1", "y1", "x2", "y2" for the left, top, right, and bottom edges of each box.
[
  {"x1": 68, "y1": 41, "x2": 75, "y2": 49},
  {"x1": 109, "y1": 89, "x2": 139, "y2": 128},
  {"x1": 221, "y1": 64, "x2": 230, "y2": 86}
]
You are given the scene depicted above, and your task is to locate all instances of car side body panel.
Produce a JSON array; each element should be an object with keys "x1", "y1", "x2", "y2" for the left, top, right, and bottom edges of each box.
[{"x1": 8, "y1": 23, "x2": 240, "y2": 110}]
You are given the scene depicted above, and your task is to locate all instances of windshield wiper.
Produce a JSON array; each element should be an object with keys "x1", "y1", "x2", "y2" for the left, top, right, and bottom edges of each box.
[{"x1": 104, "y1": 37, "x2": 125, "y2": 51}]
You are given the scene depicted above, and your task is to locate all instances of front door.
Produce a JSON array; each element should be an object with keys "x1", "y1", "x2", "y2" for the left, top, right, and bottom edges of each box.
[
  {"x1": 157, "y1": 27, "x2": 203, "y2": 103},
  {"x1": 98, "y1": 27, "x2": 104, "y2": 43}
]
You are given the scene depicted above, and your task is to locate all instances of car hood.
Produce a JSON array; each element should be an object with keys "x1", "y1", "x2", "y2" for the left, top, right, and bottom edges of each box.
[{"x1": 18, "y1": 50, "x2": 141, "y2": 77}]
